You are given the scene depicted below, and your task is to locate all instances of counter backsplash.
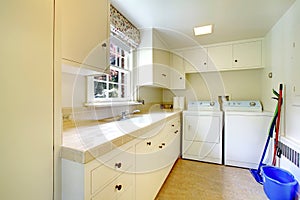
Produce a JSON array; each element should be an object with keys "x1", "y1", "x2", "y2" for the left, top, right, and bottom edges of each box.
[{"x1": 62, "y1": 103, "x2": 163, "y2": 130}]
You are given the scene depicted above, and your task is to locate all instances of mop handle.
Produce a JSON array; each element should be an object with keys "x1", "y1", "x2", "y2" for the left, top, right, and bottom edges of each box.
[{"x1": 272, "y1": 84, "x2": 283, "y2": 166}]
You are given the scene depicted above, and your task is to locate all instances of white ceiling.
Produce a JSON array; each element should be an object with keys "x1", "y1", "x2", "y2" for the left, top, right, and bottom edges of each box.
[{"x1": 111, "y1": 0, "x2": 295, "y2": 49}]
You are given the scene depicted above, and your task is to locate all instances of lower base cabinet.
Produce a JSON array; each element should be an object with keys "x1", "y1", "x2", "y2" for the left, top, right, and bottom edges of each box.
[
  {"x1": 136, "y1": 164, "x2": 174, "y2": 200},
  {"x1": 62, "y1": 114, "x2": 181, "y2": 200}
]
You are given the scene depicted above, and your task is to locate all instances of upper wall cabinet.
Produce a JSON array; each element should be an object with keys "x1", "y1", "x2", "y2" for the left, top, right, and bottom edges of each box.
[
  {"x1": 137, "y1": 48, "x2": 170, "y2": 88},
  {"x1": 182, "y1": 38, "x2": 263, "y2": 73},
  {"x1": 232, "y1": 40, "x2": 262, "y2": 69},
  {"x1": 182, "y1": 48, "x2": 207, "y2": 73},
  {"x1": 169, "y1": 53, "x2": 186, "y2": 89},
  {"x1": 207, "y1": 45, "x2": 232, "y2": 71},
  {"x1": 183, "y1": 45, "x2": 232, "y2": 72},
  {"x1": 61, "y1": 0, "x2": 109, "y2": 72}
]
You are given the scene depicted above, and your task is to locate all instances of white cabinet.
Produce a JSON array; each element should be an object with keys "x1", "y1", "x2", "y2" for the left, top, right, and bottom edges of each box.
[
  {"x1": 232, "y1": 40, "x2": 262, "y2": 69},
  {"x1": 62, "y1": 114, "x2": 181, "y2": 200},
  {"x1": 137, "y1": 48, "x2": 170, "y2": 88},
  {"x1": 182, "y1": 46, "x2": 232, "y2": 72},
  {"x1": 182, "y1": 39, "x2": 263, "y2": 73},
  {"x1": 62, "y1": 145, "x2": 135, "y2": 200},
  {"x1": 135, "y1": 117, "x2": 181, "y2": 200},
  {"x1": 207, "y1": 45, "x2": 232, "y2": 71},
  {"x1": 183, "y1": 47, "x2": 207, "y2": 73},
  {"x1": 92, "y1": 172, "x2": 135, "y2": 200},
  {"x1": 61, "y1": 0, "x2": 109, "y2": 72},
  {"x1": 170, "y1": 53, "x2": 186, "y2": 89}
]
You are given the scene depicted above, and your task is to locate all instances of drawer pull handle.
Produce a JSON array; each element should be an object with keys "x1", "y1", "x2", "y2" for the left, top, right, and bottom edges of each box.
[
  {"x1": 162, "y1": 73, "x2": 166, "y2": 77},
  {"x1": 115, "y1": 184, "x2": 122, "y2": 191},
  {"x1": 174, "y1": 130, "x2": 179, "y2": 134},
  {"x1": 146, "y1": 141, "x2": 151, "y2": 146},
  {"x1": 115, "y1": 162, "x2": 122, "y2": 168},
  {"x1": 101, "y1": 43, "x2": 107, "y2": 48}
]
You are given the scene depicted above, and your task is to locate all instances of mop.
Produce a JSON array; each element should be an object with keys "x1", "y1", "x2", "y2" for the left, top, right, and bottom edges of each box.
[{"x1": 250, "y1": 84, "x2": 283, "y2": 184}]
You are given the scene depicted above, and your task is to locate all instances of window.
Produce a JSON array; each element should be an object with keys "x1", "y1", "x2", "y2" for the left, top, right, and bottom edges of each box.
[{"x1": 87, "y1": 42, "x2": 132, "y2": 102}]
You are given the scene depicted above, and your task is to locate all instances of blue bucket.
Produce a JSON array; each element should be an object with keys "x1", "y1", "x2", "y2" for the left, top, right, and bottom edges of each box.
[{"x1": 261, "y1": 166, "x2": 298, "y2": 200}]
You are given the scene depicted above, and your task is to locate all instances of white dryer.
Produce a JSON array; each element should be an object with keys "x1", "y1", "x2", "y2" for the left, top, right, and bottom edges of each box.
[
  {"x1": 182, "y1": 101, "x2": 223, "y2": 164},
  {"x1": 223, "y1": 101, "x2": 273, "y2": 169}
]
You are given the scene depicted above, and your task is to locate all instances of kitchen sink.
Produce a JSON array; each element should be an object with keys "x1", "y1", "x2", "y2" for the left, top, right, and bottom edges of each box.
[{"x1": 97, "y1": 114, "x2": 143, "y2": 124}]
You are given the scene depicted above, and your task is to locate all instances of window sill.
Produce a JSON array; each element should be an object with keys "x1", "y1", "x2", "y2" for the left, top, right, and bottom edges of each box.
[{"x1": 84, "y1": 101, "x2": 142, "y2": 108}]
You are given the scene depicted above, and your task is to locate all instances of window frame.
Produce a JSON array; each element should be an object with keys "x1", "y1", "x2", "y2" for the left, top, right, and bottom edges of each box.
[{"x1": 86, "y1": 40, "x2": 133, "y2": 103}]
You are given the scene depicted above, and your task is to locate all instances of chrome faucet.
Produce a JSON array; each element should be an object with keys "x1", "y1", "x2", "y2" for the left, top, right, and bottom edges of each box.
[{"x1": 120, "y1": 110, "x2": 140, "y2": 120}]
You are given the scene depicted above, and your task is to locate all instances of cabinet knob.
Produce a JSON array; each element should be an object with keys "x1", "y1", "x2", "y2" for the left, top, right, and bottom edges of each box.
[
  {"x1": 115, "y1": 162, "x2": 122, "y2": 168},
  {"x1": 161, "y1": 73, "x2": 167, "y2": 77},
  {"x1": 162, "y1": 143, "x2": 166, "y2": 146},
  {"x1": 146, "y1": 141, "x2": 152, "y2": 146},
  {"x1": 101, "y1": 43, "x2": 107, "y2": 48},
  {"x1": 115, "y1": 184, "x2": 122, "y2": 191},
  {"x1": 159, "y1": 145, "x2": 163, "y2": 149},
  {"x1": 234, "y1": 59, "x2": 238, "y2": 62},
  {"x1": 204, "y1": 62, "x2": 207, "y2": 65},
  {"x1": 171, "y1": 124, "x2": 175, "y2": 127},
  {"x1": 179, "y1": 77, "x2": 183, "y2": 80},
  {"x1": 174, "y1": 130, "x2": 179, "y2": 134}
]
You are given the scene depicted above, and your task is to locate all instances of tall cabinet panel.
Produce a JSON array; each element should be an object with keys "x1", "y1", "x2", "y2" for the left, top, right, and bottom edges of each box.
[
  {"x1": 61, "y1": 0, "x2": 109, "y2": 72},
  {"x1": 0, "y1": 1, "x2": 54, "y2": 199}
]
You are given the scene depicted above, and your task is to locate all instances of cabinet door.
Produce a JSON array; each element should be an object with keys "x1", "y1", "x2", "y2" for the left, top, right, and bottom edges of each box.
[
  {"x1": 152, "y1": 49, "x2": 170, "y2": 88},
  {"x1": 232, "y1": 40, "x2": 262, "y2": 68},
  {"x1": 207, "y1": 45, "x2": 232, "y2": 71},
  {"x1": 170, "y1": 53, "x2": 185, "y2": 89},
  {"x1": 153, "y1": 64, "x2": 170, "y2": 88},
  {"x1": 183, "y1": 47, "x2": 207, "y2": 73},
  {"x1": 61, "y1": 0, "x2": 109, "y2": 71}
]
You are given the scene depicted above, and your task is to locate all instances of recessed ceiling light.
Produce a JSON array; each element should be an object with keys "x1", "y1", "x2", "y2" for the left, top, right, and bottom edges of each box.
[{"x1": 194, "y1": 24, "x2": 213, "y2": 36}]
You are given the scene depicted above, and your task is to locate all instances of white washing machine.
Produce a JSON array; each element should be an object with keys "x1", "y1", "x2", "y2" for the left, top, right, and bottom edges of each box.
[
  {"x1": 223, "y1": 100, "x2": 273, "y2": 169},
  {"x1": 182, "y1": 101, "x2": 223, "y2": 164}
]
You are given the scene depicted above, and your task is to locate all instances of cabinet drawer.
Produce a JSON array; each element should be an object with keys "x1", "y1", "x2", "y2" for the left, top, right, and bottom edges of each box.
[
  {"x1": 136, "y1": 127, "x2": 180, "y2": 173},
  {"x1": 91, "y1": 146, "x2": 134, "y2": 194},
  {"x1": 92, "y1": 172, "x2": 134, "y2": 200}
]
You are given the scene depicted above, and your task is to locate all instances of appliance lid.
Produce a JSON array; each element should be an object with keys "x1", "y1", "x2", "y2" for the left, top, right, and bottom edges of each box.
[
  {"x1": 222, "y1": 100, "x2": 262, "y2": 112},
  {"x1": 187, "y1": 100, "x2": 220, "y2": 111}
]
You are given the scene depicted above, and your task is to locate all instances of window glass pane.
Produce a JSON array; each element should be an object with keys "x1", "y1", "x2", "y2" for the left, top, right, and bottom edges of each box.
[
  {"x1": 121, "y1": 72, "x2": 126, "y2": 84},
  {"x1": 109, "y1": 69, "x2": 119, "y2": 83},
  {"x1": 94, "y1": 81, "x2": 107, "y2": 98},
  {"x1": 121, "y1": 85, "x2": 125, "y2": 98},
  {"x1": 110, "y1": 54, "x2": 116, "y2": 66},
  {"x1": 109, "y1": 83, "x2": 118, "y2": 98},
  {"x1": 121, "y1": 57, "x2": 125, "y2": 69},
  {"x1": 94, "y1": 74, "x2": 107, "y2": 81}
]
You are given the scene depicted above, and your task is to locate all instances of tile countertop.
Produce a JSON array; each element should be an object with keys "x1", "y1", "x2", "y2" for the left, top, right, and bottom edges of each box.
[{"x1": 61, "y1": 110, "x2": 182, "y2": 164}]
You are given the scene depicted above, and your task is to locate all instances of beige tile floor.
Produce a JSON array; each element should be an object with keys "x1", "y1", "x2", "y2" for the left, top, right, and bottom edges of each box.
[{"x1": 156, "y1": 159, "x2": 268, "y2": 200}]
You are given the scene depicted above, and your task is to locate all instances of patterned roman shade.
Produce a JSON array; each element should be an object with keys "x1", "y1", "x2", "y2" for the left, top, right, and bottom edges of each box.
[{"x1": 110, "y1": 5, "x2": 140, "y2": 49}]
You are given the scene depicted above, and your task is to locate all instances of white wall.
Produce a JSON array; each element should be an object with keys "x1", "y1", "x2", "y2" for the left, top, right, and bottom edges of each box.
[
  {"x1": 164, "y1": 69, "x2": 263, "y2": 107},
  {"x1": 262, "y1": 0, "x2": 300, "y2": 143},
  {"x1": 262, "y1": 0, "x2": 300, "y2": 185},
  {"x1": 62, "y1": 72, "x2": 86, "y2": 108}
]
